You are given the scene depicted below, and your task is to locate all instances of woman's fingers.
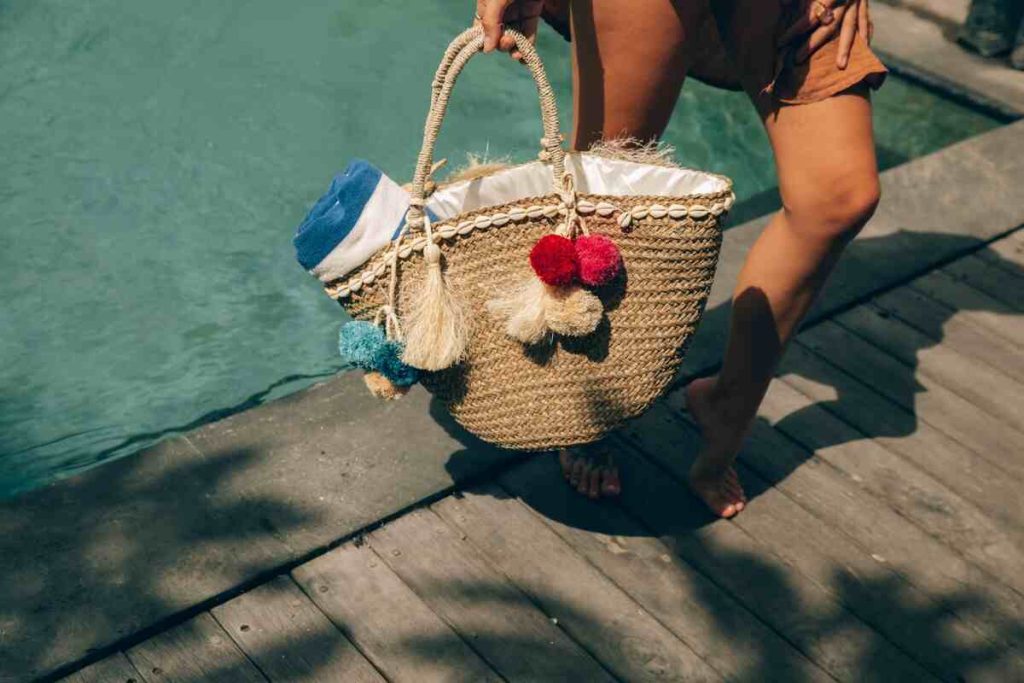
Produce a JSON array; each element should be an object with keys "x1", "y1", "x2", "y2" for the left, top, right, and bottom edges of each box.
[
  {"x1": 859, "y1": 0, "x2": 872, "y2": 43},
  {"x1": 479, "y1": 0, "x2": 511, "y2": 52},
  {"x1": 836, "y1": 0, "x2": 859, "y2": 68},
  {"x1": 795, "y1": 4, "x2": 848, "y2": 62},
  {"x1": 779, "y1": 0, "x2": 838, "y2": 45},
  {"x1": 509, "y1": 14, "x2": 540, "y2": 60}
]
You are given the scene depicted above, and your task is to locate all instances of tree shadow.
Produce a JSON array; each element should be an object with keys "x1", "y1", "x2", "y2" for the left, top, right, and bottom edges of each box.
[
  {"x1": 435, "y1": 227, "x2": 1024, "y2": 680},
  {"x1": 0, "y1": 439, "x2": 319, "y2": 682}
]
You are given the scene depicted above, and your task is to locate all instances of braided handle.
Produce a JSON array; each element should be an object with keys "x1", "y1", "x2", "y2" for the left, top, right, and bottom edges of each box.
[{"x1": 408, "y1": 26, "x2": 567, "y2": 227}]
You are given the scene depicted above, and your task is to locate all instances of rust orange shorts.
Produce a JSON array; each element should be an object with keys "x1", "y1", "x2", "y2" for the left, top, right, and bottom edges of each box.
[{"x1": 541, "y1": 0, "x2": 888, "y2": 106}]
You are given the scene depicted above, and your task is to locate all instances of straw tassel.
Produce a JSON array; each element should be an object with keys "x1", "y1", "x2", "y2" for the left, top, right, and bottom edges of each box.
[
  {"x1": 401, "y1": 241, "x2": 468, "y2": 370},
  {"x1": 364, "y1": 371, "x2": 411, "y2": 400},
  {"x1": 545, "y1": 286, "x2": 603, "y2": 336},
  {"x1": 487, "y1": 277, "x2": 550, "y2": 344},
  {"x1": 487, "y1": 279, "x2": 604, "y2": 342}
]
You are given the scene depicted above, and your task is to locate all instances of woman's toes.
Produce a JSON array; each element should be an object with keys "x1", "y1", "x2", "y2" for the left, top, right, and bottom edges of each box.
[
  {"x1": 558, "y1": 449, "x2": 574, "y2": 480},
  {"x1": 587, "y1": 466, "x2": 602, "y2": 499},
  {"x1": 570, "y1": 457, "x2": 586, "y2": 488},
  {"x1": 576, "y1": 461, "x2": 593, "y2": 495},
  {"x1": 601, "y1": 466, "x2": 622, "y2": 497}
]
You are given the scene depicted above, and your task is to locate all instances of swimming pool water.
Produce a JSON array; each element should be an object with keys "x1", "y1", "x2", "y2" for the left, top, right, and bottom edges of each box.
[{"x1": 0, "y1": 0, "x2": 1001, "y2": 497}]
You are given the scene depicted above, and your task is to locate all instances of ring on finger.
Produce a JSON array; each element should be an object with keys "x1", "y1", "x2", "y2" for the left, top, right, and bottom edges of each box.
[{"x1": 812, "y1": 1, "x2": 834, "y2": 23}]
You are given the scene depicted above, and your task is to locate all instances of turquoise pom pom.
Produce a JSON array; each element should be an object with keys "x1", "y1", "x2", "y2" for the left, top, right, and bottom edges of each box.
[
  {"x1": 373, "y1": 341, "x2": 421, "y2": 387},
  {"x1": 339, "y1": 320, "x2": 420, "y2": 387},
  {"x1": 338, "y1": 321, "x2": 387, "y2": 367}
]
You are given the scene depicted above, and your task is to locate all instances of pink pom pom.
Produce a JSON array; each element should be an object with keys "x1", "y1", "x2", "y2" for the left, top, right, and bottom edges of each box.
[
  {"x1": 574, "y1": 234, "x2": 622, "y2": 287},
  {"x1": 529, "y1": 234, "x2": 578, "y2": 286}
]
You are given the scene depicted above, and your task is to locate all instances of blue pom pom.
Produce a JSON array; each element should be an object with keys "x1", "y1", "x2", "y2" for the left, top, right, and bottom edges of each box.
[
  {"x1": 372, "y1": 341, "x2": 421, "y2": 387},
  {"x1": 338, "y1": 321, "x2": 387, "y2": 368}
]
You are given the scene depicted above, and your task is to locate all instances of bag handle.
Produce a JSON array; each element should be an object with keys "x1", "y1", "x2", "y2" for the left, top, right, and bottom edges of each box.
[{"x1": 407, "y1": 26, "x2": 567, "y2": 229}]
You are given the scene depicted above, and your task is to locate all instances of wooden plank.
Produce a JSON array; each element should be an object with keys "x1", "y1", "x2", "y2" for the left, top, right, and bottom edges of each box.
[
  {"x1": 748, "y1": 375, "x2": 1024, "y2": 599},
  {"x1": 909, "y1": 269, "x2": 1024, "y2": 347},
  {"x1": 494, "y1": 455, "x2": 831, "y2": 682},
  {"x1": 602, "y1": 444, "x2": 935, "y2": 681},
  {"x1": 210, "y1": 575, "x2": 383, "y2": 683},
  {"x1": 777, "y1": 341, "x2": 1024, "y2": 529},
  {"x1": 125, "y1": 613, "x2": 266, "y2": 683},
  {"x1": 63, "y1": 653, "x2": 143, "y2": 683},
  {"x1": 292, "y1": 543, "x2": 500, "y2": 683},
  {"x1": 432, "y1": 489, "x2": 726, "y2": 682},
  {"x1": 631, "y1": 399, "x2": 1024, "y2": 676},
  {"x1": 797, "y1": 320, "x2": 1024, "y2": 474},
  {"x1": 834, "y1": 303, "x2": 1024, "y2": 429},
  {"x1": 942, "y1": 253, "x2": 1024, "y2": 309},
  {"x1": 976, "y1": 229, "x2": 1024, "y2": 275},
  {"x1": 620, "y1": 409, "x2": 1016, "y2": 681},
  {"x1": 871, "y1": 287, "x2": 1024, "y2": 384},
  {"x1": 367, "y1": 509, "x2": 618, "y2": 682}
]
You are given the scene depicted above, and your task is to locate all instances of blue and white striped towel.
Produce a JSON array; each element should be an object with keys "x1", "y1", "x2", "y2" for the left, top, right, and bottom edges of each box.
[{"x1": 294, "y1": 159, "x2": 436, "y2": 284}]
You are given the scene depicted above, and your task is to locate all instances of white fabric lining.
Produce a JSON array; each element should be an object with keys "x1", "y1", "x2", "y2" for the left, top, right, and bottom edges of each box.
[{"x1": 424, "y1": 152, "x2": 730, "y2": 221}]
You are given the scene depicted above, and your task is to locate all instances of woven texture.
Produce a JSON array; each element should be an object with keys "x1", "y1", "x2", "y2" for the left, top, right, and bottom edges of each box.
[
  {"x1": 332, "y1": 26, "x2": 728, "y2": 450},
  {"x1": 343, "y1": 190, "x2": 726, "y2": 450}
]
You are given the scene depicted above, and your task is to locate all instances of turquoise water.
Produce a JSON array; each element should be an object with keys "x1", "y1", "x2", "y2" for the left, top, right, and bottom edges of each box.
[{"x1": 0, "y1": 0, "x2": 1000, "y2": 497}]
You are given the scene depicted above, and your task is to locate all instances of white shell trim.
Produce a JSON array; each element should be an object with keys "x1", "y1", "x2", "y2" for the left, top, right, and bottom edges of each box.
[{"x1": 327, "y1": 192, "x2": 735, "y2": 299}]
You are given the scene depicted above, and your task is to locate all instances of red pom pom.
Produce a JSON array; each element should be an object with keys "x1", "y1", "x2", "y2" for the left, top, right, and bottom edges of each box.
[
  {"x1": 574, "y1": 234, "x2": 622, "y2": 287},
  {"x1": 529, "y1": 234, "x2": 578, "y2": 286}
]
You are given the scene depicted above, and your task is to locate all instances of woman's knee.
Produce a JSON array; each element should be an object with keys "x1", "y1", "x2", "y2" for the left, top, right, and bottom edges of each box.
[{"x1": 782, "y1": 170, "x2": 880, "y2": 242}]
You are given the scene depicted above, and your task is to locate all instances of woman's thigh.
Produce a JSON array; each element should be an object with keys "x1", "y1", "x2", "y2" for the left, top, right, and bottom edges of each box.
[
  {"x1": 569, "y1": 0, "x2": 705, "y2": 149},
  {"x1": 762, "y1": 87, "x2": 880, "y2": 237}
]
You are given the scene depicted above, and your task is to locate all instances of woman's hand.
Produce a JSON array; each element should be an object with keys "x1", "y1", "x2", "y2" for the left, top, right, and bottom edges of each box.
[
  {"x1": 779, "y1": 0, "x2": 873, "y2": 68},
  {"x1": 477, "y1": 0, "x2": 545, "y2": 60}
]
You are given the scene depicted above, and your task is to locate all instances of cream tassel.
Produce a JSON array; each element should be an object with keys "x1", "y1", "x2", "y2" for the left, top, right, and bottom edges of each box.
[
  {"x1": 486, "y1": 277, "x2": 550, "y2": 345},
  {"x1": 401, "y1": 241, "x2": 468, "y2": 370},
  {"x1": 487, "y1": 279, "x2": 605, "y2": 343},
  {"x1": 545, "y1": 286, "x2": 603, "y2": 337}
]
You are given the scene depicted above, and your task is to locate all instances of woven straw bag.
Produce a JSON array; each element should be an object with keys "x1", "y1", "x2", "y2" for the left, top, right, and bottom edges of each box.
[{"x1": 327, "y1": 27, "x2": 733, "y2": 451}]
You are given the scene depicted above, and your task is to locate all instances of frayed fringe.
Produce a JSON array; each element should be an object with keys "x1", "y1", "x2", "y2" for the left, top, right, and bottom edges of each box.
[
  {"x1": 587, "y1": 137, "x2": 679, "y2": 168},
  {"x1": 440, "y1": 153, "x2": 514, "y2": 186}
]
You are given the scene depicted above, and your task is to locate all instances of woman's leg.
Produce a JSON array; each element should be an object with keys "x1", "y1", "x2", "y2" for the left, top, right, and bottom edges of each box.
[
  {"x1": 560, "y1": 0, "x2": 699, "y2": 498},
  {"x1": 687, "y1": 87, "x2": 880, "y2": 517}
]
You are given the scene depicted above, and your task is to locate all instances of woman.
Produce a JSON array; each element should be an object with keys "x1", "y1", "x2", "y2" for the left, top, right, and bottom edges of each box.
[{"x1": 477, "y1": 0, "x2": 886, "y2": 517}]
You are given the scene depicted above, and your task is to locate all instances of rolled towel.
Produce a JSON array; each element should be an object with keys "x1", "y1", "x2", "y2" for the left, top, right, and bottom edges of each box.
[{"x1": 294, "y1": 159, "x2": 436, "y2": 284}]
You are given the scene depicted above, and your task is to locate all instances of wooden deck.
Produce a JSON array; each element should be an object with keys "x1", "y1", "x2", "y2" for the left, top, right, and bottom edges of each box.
[{"x1": 64, "y1": 229, "x2": 1024, "y2": 682}]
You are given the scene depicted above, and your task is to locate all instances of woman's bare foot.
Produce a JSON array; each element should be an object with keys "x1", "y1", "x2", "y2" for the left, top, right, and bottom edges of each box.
[
  {"x1": 558, "y1": 441, "x2": 622, "y2": 499},
  {"x1": 685, "y1": 376, "x2": 749, "y2": 518}
]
